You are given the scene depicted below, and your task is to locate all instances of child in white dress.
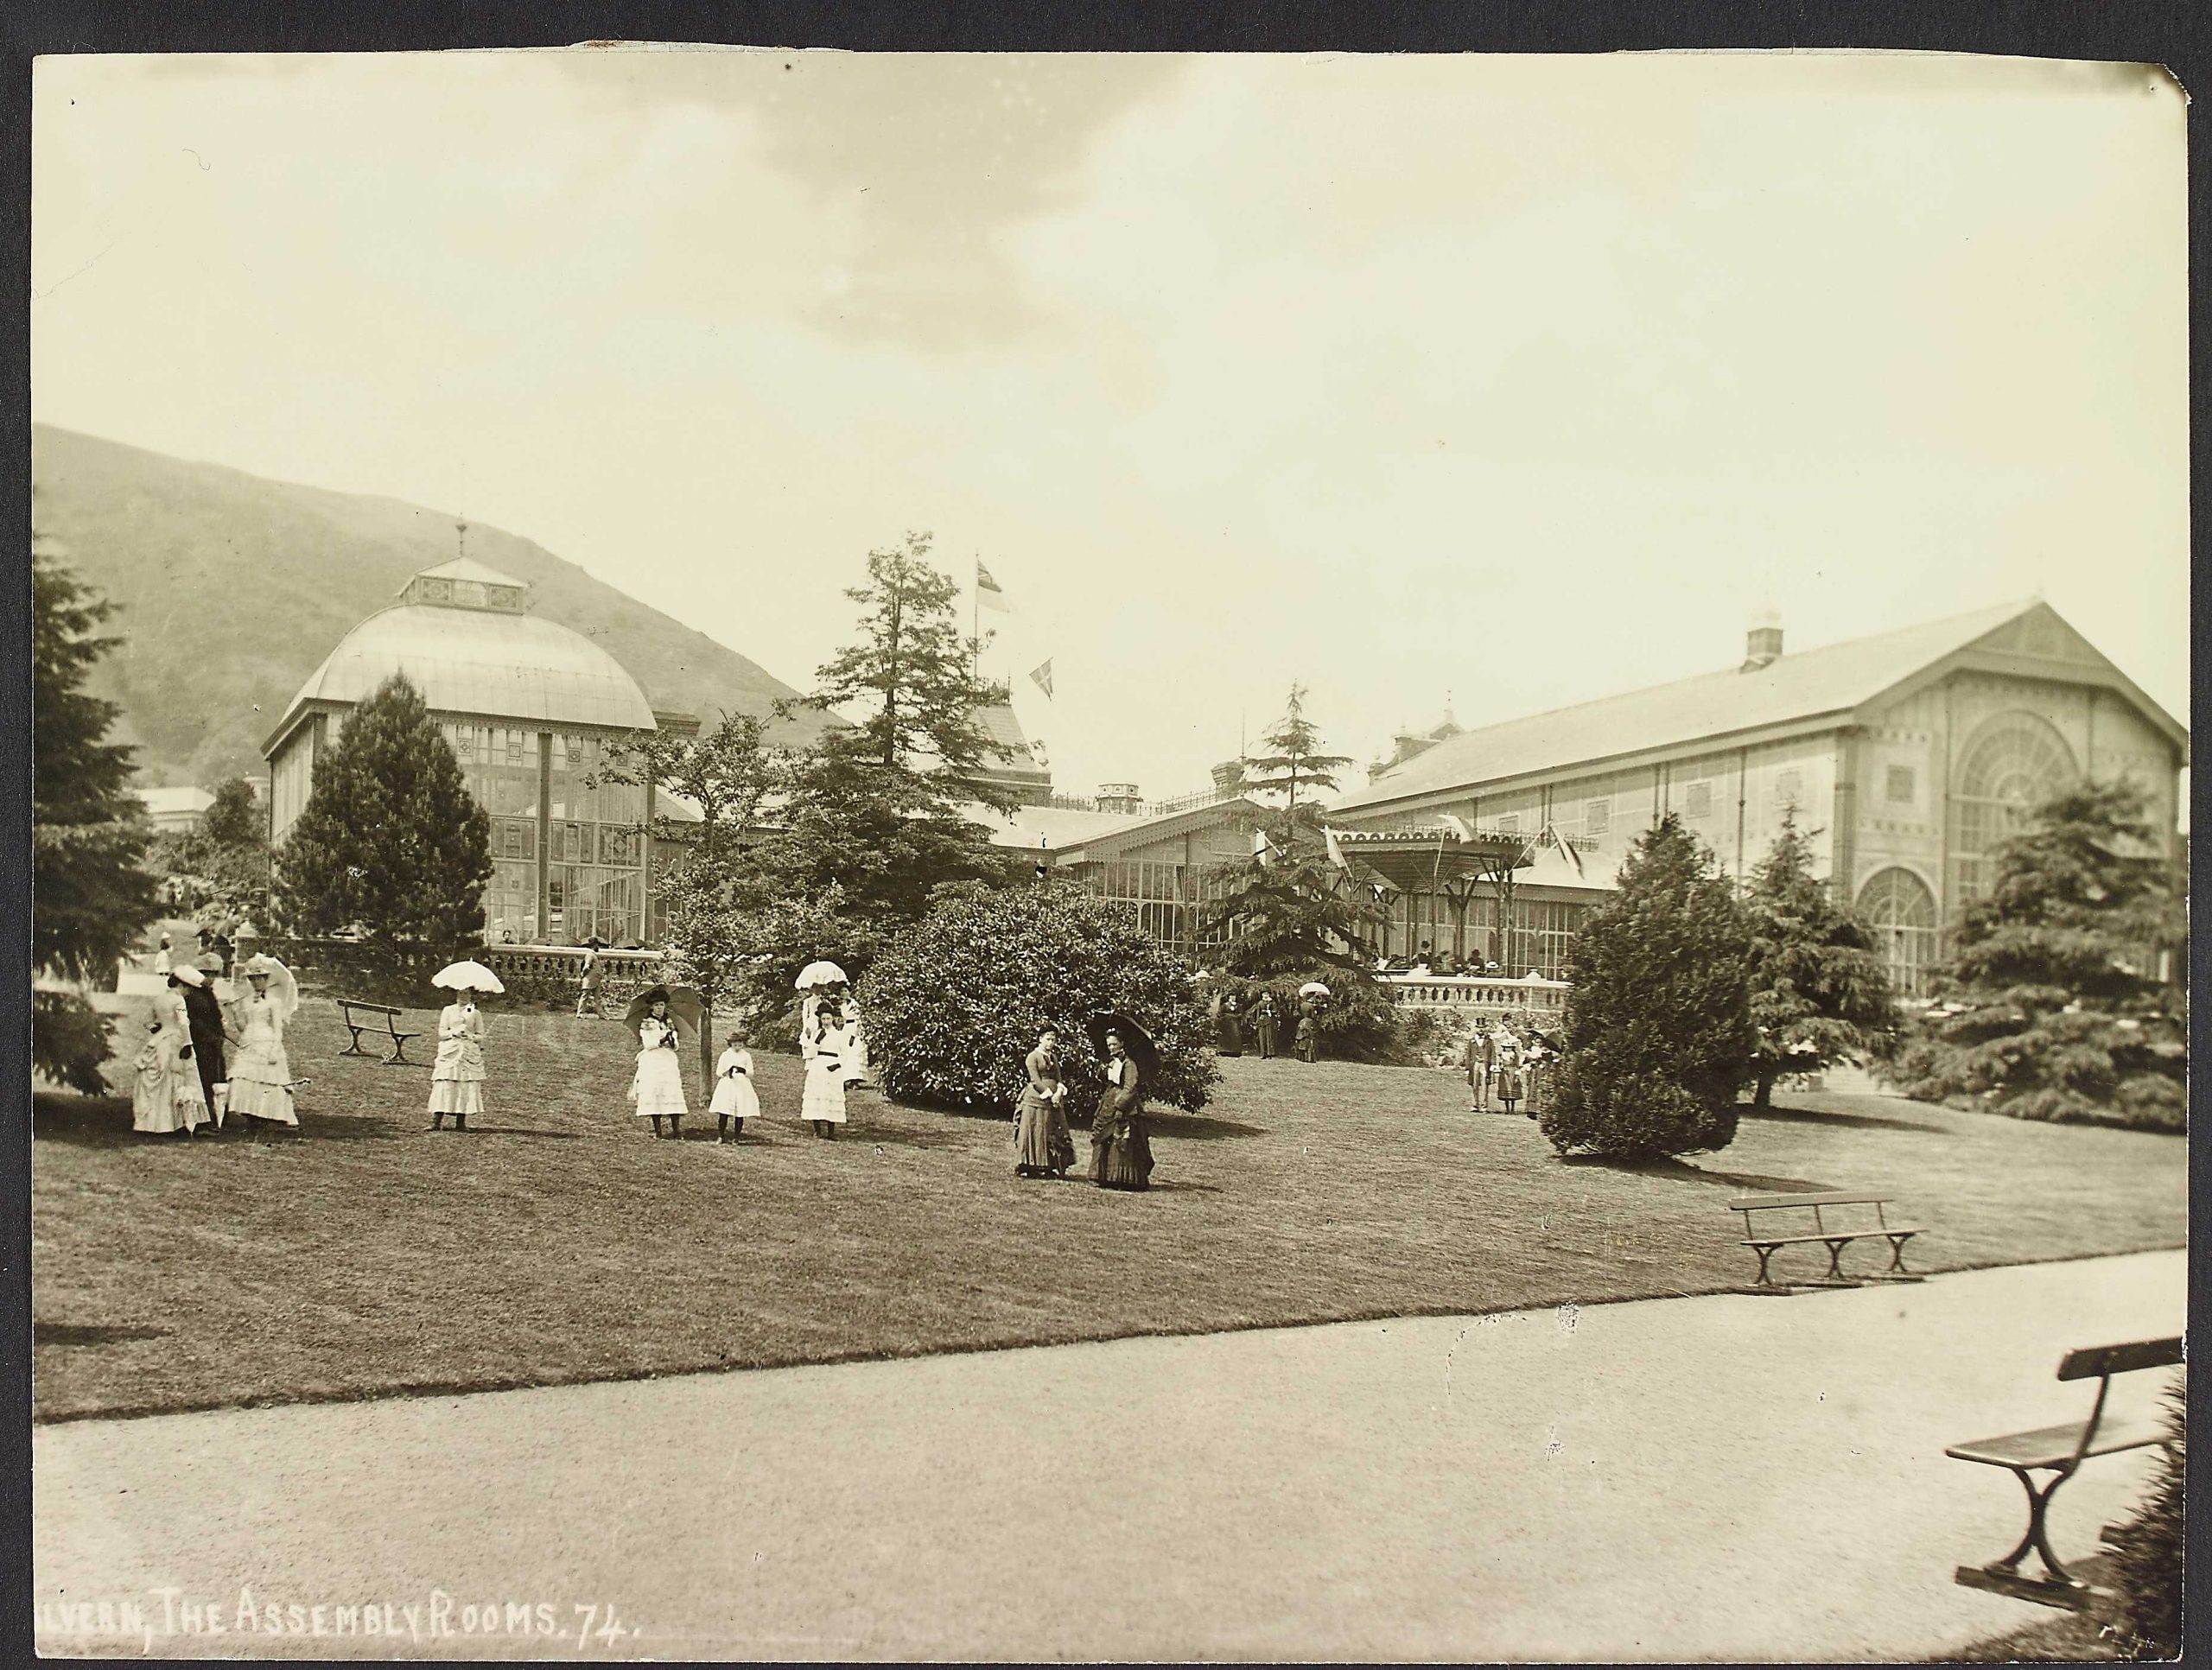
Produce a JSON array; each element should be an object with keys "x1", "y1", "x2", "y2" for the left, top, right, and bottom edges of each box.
[
  {"x1": 709, "y1": 1031, "x2": 760, "y2": 1143},
  {"x1": 801, "y1": 1001, "x2": 848, "y2": 1139}
]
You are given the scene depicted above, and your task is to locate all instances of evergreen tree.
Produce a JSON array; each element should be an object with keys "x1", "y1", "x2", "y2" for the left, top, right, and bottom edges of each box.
[
  {"x1": 273, "y1": 675, "x2": 491, "y2": 956},
  {"x1": 598, "y1": 712, "x2": 784, "y2": 1089},
  {"x1": 1883, "y1": 780, "x2": 2184, "y2": 1130},
  {"x1": 770, "y1": 530, "x2": 1019, "y2": 926},
  {"x1": 1541, "y1": 814, "x2": 1756, "y2": 1159},
  {"x1": 1204, "y1": 684, "x2": 1379, "y2": 977},
  {"x1": 32, "y1": 531, "x2": 159, "y2": 983},
  {"x1": 1240, "y1": 682, "x2": 1352, "y2": 850},
  {"x1": 1743, "y1": 809, "x2": 1898, "y2": 1105}
]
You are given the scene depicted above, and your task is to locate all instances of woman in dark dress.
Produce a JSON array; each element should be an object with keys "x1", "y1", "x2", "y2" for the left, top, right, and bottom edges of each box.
[
  {"x1": 1217, "y1": 995, "x2": 1243, "y2": 1057},
  {"x1": 1090, "y1": 1027, "x2": 1154, "y2": 1191},
  {"x1": 1254, "y1": 994, "x2": 1280, "y2": 1059},
  {"x1": 1014, "y1": 1027, "x2": 1074, "y2": 1179}
]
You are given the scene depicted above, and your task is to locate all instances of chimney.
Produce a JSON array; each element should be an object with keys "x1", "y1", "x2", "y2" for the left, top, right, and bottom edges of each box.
[
  {"x1": 1097, "y1": 782, "x2": 1142, "y2": 815},
  {"x1": 1742, "y1": 607, "x2": 1783, "y2": 672},
  {"x1": 1211, "y1": 759, "x2": 1247, "y2": 795}
]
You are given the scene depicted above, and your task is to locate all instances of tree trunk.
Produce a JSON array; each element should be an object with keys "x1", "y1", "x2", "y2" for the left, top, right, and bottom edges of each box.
[
  {"x1": 1754, "y1": 1070, "x2": 1775, "y2": 1108},
  {"x1": 698, "y1": 991, "x2": 715, "y2": 1104}
]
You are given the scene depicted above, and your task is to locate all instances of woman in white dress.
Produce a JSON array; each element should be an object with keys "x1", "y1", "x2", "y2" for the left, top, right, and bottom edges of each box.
[
  {"x1": 427, "y1": 991, "x2": 487, "y2": 1132},
  {"x1": 227, "y1": 956, "x2": 301, "y2": 1131},
  {"x1": 152, "y1": 931, "x2": 174, "y2": 976},
  {"x1": 131, "y1": 968, "x2": 212, "y2": 1136},
  {"x1": 709, "y1": 1030, "x2": 760, "y2": 1144},
  {"x1": 629, "y1": 987, "x2": 688, "y2": 1139},
  {"x1": 801, "y1": 1000, "x2": 849, "y2": 1139}
]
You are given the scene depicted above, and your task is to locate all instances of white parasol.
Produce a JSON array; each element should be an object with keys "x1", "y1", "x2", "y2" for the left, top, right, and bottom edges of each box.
[
  {"x1": 795, "y1": 960, "x2": 849, "y2": 990},
  {"x1": 1298, "y1": 980, "x2": 1332, "y2": 999},
  {"x1": 433, "y1": 960, "x2": 506, "y2": 994},
  {"x1": 241, "y1": 954, "x2": 299, "y2": 1021}
]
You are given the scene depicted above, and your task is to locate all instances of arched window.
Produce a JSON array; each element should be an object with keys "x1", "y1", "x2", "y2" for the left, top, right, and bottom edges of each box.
[
  {"x1": 1857, "y1": 867, "x2": 1940, "y2": 998},
  {"x1": 1948, "y1": 713, "x2": 2076, "y2": 909}
]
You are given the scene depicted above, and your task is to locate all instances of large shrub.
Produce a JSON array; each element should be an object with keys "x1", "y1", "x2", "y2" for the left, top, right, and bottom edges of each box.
[
  {"x1": 1541, "y1": 815, "x2": 1756, "y2": 1159},
  {"x1": 1881, "y1": 782, "x2": 2185, "y2": 1133},
  {"x1": 2102, "y1": 1383, "x2": 2183, "y2": 1659},
  {"x1": 861, "y1": 881, "x2": 1216, "y2": 1114}
]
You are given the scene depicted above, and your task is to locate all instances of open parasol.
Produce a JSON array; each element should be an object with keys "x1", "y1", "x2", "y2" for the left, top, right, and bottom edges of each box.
[
  {"x1": 1298, "y1": 980, "x2": 1332, "y2": 999},
  {"x1": 433, "y1": 960, "x2": 505, "y2": 994},
  {"x1": 1084, "y1": 1012, "x2": 1160, "y2": 1083},
  {"x1": 625, "y1": 983, "x2": 705, "y2": 1034},
  {"x1": 240, "y1": 954, "x2": 299, "y2": 1021},
  {"x1": 795, "y1": 960, "x2": 849, "y2": 990}
]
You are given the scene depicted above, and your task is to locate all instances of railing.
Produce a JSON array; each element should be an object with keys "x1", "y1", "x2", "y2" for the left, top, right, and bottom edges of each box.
[
  {"x1": 1046, "y1": 784, "x2": 1240, "y2": 817},
  {"x1": 477, "y1": 944, "x2": 669, "y2": 1007},
  {"x1": 1381, "y1": 972, "x2": 1570, "y2": 1013}
]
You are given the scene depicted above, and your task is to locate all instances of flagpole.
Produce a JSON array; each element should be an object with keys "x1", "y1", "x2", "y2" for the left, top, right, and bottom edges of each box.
[{"x1": 972, "y1": 556, "x2": 979, "y2": 686}]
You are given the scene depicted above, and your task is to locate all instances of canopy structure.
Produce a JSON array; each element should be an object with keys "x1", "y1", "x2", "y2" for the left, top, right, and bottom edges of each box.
[{"x1": 1326, "y1": 821, "x2": 1590, "y2": 968}]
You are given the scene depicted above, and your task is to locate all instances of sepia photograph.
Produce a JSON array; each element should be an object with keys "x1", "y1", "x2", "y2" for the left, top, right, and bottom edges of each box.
[{"x1": 25, "y1": 39, "x2": 2190, "y2": 1662}]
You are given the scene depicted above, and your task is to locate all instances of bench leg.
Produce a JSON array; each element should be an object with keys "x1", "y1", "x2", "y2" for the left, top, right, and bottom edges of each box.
[
  {"x1": 385, "y1": 1038, "x2": 415, "y2": 1066},
  {"x1": 1820, "y1": 1236, "x2": 1853, "y2": 1281},
  {"x1": 338, "y1": 1029, "x2": 373, "y2": 1059},
  {"x1": 1884, "y1": 1231, "x2": 1916, "y2": 1274},
  {"x1": 1981, "y1": 1464, "x2": 2086, "y2": 1588},
  {"x1": 1750, "y1": 1244, "x2": 1780, "y2": 1286}
]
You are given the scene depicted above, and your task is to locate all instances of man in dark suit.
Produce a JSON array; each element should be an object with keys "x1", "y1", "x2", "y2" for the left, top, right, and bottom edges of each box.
[{"x1": 181, "y1": 952, "x2": 232, "y2": 1118}]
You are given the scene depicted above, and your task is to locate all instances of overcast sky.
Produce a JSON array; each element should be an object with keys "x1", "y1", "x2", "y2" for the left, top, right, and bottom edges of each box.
[{"x1": 33, "y1": 48, "x2": 2189, "y2": 803}]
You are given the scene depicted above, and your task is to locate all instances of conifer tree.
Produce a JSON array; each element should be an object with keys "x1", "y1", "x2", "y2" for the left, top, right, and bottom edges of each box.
[
  {"x1": 273, "y1": 675, "x2": 492, "y2": 957},
  {"x1": 1541, "y1": 814, "x2": 1756, "y2": 1158},
  {"x1": 1884, "y1": 780, "x2": 2184, "y2": 1130},
  {"x1": 1743, "y1": 809, "x2": 1898, "y2": 1104}
]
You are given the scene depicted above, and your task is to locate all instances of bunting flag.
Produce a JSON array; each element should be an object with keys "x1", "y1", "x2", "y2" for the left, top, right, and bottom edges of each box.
[
  {"x1": 1253, "y1": 829, "x2": 1275, "y2": 867},
  {"x1": 1439, "y1": 812, "x2": 1474, "y2": 843},
  {"x1": 976, "y1": 559, "x2": 1010, "y2": 613},
  {"x1": 1028, "y1": 658, "x2": 1053, "y2": 699},
  {"x1": 1324, "y1": 826, "x2": 1351, "y2": 872}
]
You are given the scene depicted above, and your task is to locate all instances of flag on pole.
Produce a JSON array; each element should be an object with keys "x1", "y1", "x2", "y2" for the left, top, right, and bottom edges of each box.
[
  {"x1": 1028, "y1": 658, "x2": 1053, "y2": 699},
  {"x1": 976, "y1": 560, "x2": 1010, "y2": 613},
  {"x1": 1440, "y1": 812, "x2": 1474, "y2": 843},
  {"x1": 1324, "y1": 827, "x2": 1351, "y2": 872},
  {"x1": 1253, "y1": 829, "x2": 1275, "y2": 867}
]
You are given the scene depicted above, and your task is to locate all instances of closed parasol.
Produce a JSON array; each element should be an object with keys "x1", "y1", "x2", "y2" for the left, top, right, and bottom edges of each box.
[
  {"x1": 625, "y1": 984, "x2": 705, "y2": 1034},
  {"x1": 1084, "y1": 1012, "x2": 1160, "y2": 1083},
  {"x1": 795, "y1": 960, "x2": 849, "y2": 990},
  {"x1": 433, "y1": 960, "x2": 505, "y2": 994},
  {"x1": 1298, "y1": 980, "x2": 1332, "y2": 999}
]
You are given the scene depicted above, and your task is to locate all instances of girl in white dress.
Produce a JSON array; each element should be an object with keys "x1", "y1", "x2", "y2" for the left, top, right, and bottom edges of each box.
[
  {"x1": 152, "y1": 932, "x2": 173, "y2": 976},
  {"x1": 629, "y1": 987, "x2": 688, "y2": 1138},
  {"x1": 709, "y1": 1030, "x2": 760, "y2": 1143},
  {"x1": 227, "y1": 956, "x2": 301, "y2": 1130},
  {"x1": 842, "y1": 999, "x2": 871, "y2": 1089},
  {"x1": 427, "y1": 993, "x2": 487, "y2": 1132},
  {"x1": 131, "y1": 970, "x2": 211, "y2": 1135},
  {"x1": 801, "y1": 1000, "x2": 849, "y2": 1139}
]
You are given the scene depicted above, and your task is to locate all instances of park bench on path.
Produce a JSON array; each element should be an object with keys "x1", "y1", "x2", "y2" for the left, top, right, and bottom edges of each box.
[
  {"x1": 1947, "y1": 1336, "x2": 2183, "y2": 1610},
  {"x1": 336, "y1": 1000, "x2": 421, "y2": 1066},
  {"x1": 1727, "y1": 1191, "x2": 1921, "y2": 1287}
]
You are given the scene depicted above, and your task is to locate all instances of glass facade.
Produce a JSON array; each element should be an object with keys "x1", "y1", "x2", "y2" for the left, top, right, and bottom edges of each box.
[
  {"x1": 1948, "y1": 714, "x2": 2076, "y2": 909},
  {"x1": 1857, "y1": 867, "x2": 1941, "y2": 999},
  {"x1": 1387, "y1": 891, "x2": 1589, "y2": 980}
]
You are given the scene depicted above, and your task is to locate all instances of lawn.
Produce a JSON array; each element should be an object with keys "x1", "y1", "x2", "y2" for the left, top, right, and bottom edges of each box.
[{"x1": 31, "y1": 997, "x2": 2187, "y2": 1422}]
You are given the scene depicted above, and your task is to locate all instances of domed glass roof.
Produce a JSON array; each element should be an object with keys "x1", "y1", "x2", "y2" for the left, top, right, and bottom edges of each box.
[{"x1": 279, "y1": 596, "x2": 658, "y2": 734}]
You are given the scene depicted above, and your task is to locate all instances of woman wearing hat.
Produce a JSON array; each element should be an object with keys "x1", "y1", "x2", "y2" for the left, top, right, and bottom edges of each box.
[
  {"x1": 131, "y1": 967, "x2": 213, "y2": 1136},
  {"x1": 800, "y1": 997, "x2": 850, "y2": 1139},
  {"x1": 1014, "y1": 1025, "x2": 1073, "y2": 1179},
  {"x1": 628, "y1": 987, "x2": 688, "y2": 1138},
  {"x1": 227, "y1": 955, "x2": 300, "y2": 1130},
  {"x1": 427, "y1": 984, "x2": 489, "y2": 1133},
  {"x1": 1089, "y1": 1025, "x2": 1154, "y2": 1191}
]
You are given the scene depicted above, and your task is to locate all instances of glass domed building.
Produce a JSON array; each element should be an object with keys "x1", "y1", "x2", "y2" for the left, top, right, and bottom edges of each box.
[{"x1": 263, "y1": 555, "x2": 689, "y2": 946}]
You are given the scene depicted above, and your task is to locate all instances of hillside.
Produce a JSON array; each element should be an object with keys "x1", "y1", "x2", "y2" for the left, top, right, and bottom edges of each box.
[{"x1": 29, "y1": 425, "x2": 829, "y2": 788}]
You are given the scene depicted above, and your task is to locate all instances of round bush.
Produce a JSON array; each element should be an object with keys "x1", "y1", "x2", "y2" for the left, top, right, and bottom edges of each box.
[{"x1": 861, "y1": 882, "x2": 1217, "y2": 1114}]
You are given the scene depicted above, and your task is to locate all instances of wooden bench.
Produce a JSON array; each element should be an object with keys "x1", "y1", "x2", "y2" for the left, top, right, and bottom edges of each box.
[
  {"x1": 1948, "y1": 1336, "x2": 2183, "y2": 1608},
  {"x1": 1727, "y1": 1191, "x2": 1920, "y2": 1286},
  {"x1": 336, "y1": 1000, "x2": 421, "y2": 1065}
]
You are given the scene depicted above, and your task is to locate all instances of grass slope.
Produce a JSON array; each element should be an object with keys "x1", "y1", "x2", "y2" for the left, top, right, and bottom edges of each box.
[
  {"x1": 32, "y1": 999, "x2": 2186, "y2": 1422},
  {"x1": 31, "y1": 423, "x2": 829, "y2": 787}
]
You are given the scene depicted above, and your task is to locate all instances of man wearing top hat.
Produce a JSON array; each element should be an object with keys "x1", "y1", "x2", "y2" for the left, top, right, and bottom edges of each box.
[{"x1": 181, "y1": 951, "x2": 232, "y2": 1117}]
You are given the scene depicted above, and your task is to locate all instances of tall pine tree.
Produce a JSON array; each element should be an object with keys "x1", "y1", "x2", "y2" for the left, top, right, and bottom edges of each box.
[
  {"x1": 274, "y1": 675, "x2": 492, "y2": 957},
  {"x1": 33, "y1": 530, "x2": 159, "y2": 982},
  {"x1": 1542, "y1": 814, "x2": 1756, "y2": 1159},
  {"x1": 1884, "y1": 780, "x2": 2184, "y2": 1130},
  {"x1": 1743, "y1": 809, "x2": 1898, "y2": 1105}
]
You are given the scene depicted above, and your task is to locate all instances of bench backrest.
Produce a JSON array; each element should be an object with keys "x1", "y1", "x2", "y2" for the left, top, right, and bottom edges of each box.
[
  {"x1": 1728, "y1": 1191, "x2": 1891, "y2": 1212},
  {"x1": 2057, "y1": 1337, "x2": 2183, "y2": 1381},
  {"x1": 340, "y1": 1000, "x2": 404, "y2": 1018}
]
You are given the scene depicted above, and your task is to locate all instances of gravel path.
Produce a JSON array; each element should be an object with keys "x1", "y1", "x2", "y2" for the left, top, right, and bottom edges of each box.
[{"x1": 35, "y1": 1250, "x2": 2183, "y2": 1661}]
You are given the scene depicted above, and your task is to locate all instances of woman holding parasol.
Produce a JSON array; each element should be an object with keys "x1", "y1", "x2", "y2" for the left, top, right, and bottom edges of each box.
[
  {"x1": 227, "y1": 954, "x2": 303, "y2": 1132},
  {"x1": 1085, "y1": 1013, "x2": 1157, "y2": 1192},
  {"x1": 427, "y1": 960, "x2": 502, "y2": 1132},
  {"x1": 626, "y1": 985, "x2": 692, "y2": 1138}
]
